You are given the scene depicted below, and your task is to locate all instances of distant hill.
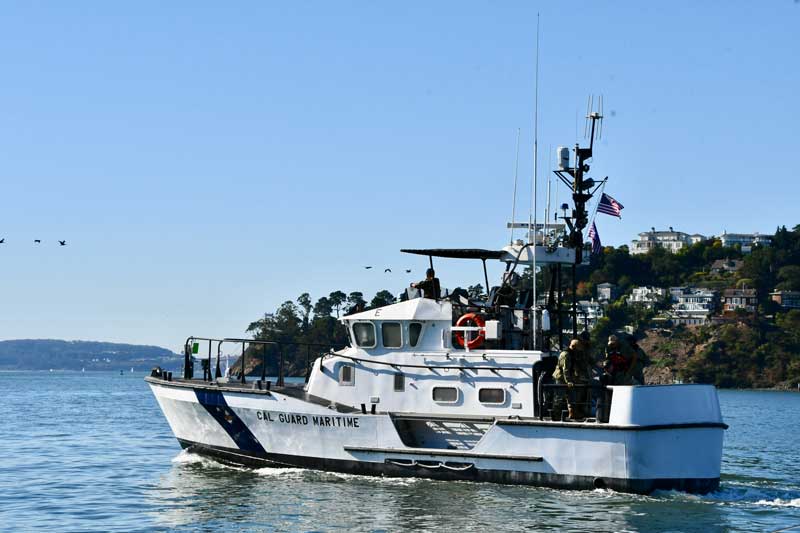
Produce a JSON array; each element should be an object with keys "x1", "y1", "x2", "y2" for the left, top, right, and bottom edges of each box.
[{"x1": 0, "y1": 339, "x2": 181, "y2": 371}]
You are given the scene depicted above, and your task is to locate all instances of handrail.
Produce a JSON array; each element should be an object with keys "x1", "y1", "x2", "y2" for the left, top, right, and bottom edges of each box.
[
  {"x1": 540, "y1": 383, "x2": 612, "y2": 422},
  {"x1": 332, "y1": 353, "x2": 528, "y2": 374},
  {"x1": 184, "y1": 335, "x2": 344, "y2": 387}
]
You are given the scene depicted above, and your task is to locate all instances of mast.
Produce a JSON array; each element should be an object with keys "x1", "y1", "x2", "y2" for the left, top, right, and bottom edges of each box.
[
  {"x1": 509, "y1": 128, "x2": 521, "y2": 245},
  {"x1": 553, "y1": 95, "x2": 605, "y2": 338},
  {"x1": 530, "y1": 13, "x2": 540, "y2": 349}
]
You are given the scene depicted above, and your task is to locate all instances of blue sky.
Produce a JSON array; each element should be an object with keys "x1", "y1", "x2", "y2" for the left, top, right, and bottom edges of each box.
[{"x1": 0, "y1": 1, "x2": 798, "y2": 351}]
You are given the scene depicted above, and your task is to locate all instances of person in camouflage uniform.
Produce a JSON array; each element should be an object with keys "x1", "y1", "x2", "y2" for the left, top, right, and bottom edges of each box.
[{"x1": 552, "y1": 337, "x2": 594, "y2": 420}]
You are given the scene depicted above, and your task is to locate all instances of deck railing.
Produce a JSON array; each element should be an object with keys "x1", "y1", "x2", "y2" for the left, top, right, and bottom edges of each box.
[
  {"x1": 183, "y1": 336, "x2": 344, "y2": 387},
  {"x1": 540, "y1": 383, "x2": 612, "y2": 423}
]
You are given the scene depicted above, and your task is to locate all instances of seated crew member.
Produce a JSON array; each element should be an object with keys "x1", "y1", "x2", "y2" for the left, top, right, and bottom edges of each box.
[{"x1": 411, "y1": 268, "x2": 441, "y2": 299}]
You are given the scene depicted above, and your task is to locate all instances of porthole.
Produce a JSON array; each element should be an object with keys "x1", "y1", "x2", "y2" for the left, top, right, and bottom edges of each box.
[
  {"x1": 479, "y1": 388, "x2": 506, "y2": 404},
  {"x1": 432, "y1": 387, "x2": 458, "y2": 403},
  {"x1": 339, "y1": 364, "x2": 354, "y2": 386}
]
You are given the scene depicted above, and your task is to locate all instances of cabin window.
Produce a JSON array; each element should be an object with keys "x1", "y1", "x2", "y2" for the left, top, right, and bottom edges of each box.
[
  {"x1": 393, "y1": 372, "x2": 405, "y2": 392},
  {"x1": 339, "y1": 364, "x2": 354, "y2": 386},
  {"x1": 352, "y1": 322, "x2": 376, "y2": 348},
  {"x1": 432, "y1": 387, "x2": 458, "y2": 403},
  {"x1": 381, "y1": 322, "x2": 402, "y2": 348},
  {"x1": 479, "y1": 388, "x2": 506, "y2": 404},
  {"x1": 409, "y1": 322, "x2": 423, "y2": 347}
]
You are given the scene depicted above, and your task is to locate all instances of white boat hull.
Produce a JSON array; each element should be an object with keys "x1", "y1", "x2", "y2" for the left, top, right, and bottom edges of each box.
[{"x1": 147, "y1": 378, "x2": 724, "y2": 494}]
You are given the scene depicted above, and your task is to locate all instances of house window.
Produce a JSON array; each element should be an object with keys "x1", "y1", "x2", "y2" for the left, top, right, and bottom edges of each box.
[
  {"x1": 381, "y1": 322, "x2": 402, "y2": 348},
  {"x1": 479, "y1": 388, "x2": 506, "y2": 404},
  {"x1": 339, "y1": 364, "x2": 354, "y2": 386},
  {"x1": 432, "y1": 387, "x2": 458, "y2": 403},
  {"x1": 409, "y1": 322, "x2": 423, "y2": 347},
  {"x1": 393, "y1": 372, "x2": 405, "y2": 392},
  {"x1": 352, "y1": 322, "x2": 376, "y2": 348}
]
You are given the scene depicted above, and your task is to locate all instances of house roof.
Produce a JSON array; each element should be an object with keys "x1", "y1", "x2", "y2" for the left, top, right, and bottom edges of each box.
[{"x1": 723, "y1": 288, "x2": 757, "y2": 297}]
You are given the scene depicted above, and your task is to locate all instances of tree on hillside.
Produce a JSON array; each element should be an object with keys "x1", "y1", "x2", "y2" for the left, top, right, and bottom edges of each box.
[
  {"x1": 313, "y1": 296, "x2": 333, "y2": 319},
  {"x1": 297, "y1": 293, "x2": 312, "y2": 330},
  {"x1": 467, "y1": 284, "x2": 485, "y2": 299},
  {"x1": 328, "y1": 291, "x2": 347, "y2": 318},
  {"x1": 346, "y1": 291, "x2": 367, "y2": 314},
  {"x1": 777, "y1": 265, "x2": 800, "y2": 291},
  {"x1": 370, "y1": 290, "x2": 395, "y2": 309}
]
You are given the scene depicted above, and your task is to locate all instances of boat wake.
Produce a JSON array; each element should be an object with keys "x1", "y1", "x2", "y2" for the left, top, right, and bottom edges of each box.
[
  {"x1": 652, "y1": 482, "x2": 800, "y2": 509},
  {"x1": 171, "y1": 450, "x2": 421, "y2": 486}
]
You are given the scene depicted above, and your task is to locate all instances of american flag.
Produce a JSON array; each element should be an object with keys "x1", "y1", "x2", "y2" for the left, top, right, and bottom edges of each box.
[
  {"x1": 588, "y1": 221, "x2": 602, "y2": 255},
  {"x1": 597, "y1": 193, "x2": 624, "y2": 218}
]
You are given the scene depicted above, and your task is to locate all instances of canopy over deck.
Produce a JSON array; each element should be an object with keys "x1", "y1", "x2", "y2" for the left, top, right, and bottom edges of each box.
[
  {"x1": 401, "y1": 246, "x2": 576, "y2": 265},
  {"x1": 401, "y1": 248, "x2": 505, "y2": 260}
]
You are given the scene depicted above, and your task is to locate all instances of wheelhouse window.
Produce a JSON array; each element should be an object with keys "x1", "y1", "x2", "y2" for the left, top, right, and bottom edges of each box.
[
  {"x1": 381, "y1": 322, "x2": 402, "y2": 348},
  {"x1": 393, "y1": 372, "x2": 405, "y2": 392},
  {"x1": 409, "y1": 322, "x2": 423, "y2": 347},
  {"x1": 339, "y1": 364, "x2": 354, "y2": 386},
  {"x1": 352, "y1": 322, "x2": 376, "y2": 348},
  {"x1": 432, "y1": 387, "x2": 458, "y2": 403},
  {"x1": 479, "y1": 388, "x2": 506, "y2": 404}
]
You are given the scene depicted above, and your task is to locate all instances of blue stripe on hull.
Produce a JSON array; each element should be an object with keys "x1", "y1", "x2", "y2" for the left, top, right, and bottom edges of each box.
[{"x1": 194, "y1": 389, "x2": 266, "y2": 455}]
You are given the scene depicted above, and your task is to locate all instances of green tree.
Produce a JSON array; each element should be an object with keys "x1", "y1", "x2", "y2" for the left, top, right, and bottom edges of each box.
[
  {"x1": 777, "y1": 265, "x2": 800, "y2": 291},
  {"x1": 328, "y1": 291, "x2": 347, "y2": 318},
  {"x1": 346, "y1": 291, "x2": 366, "y2": 314},
  {"x1": 467, "y1": 284, "x2": 485, "y2": 299},
  {"x1": 297, "y1": 293, "x2": 312, "y2": 330},
  {"x1": 370, "y1": 290, "x2": 395, "y2": 309},
  {"x1": 313, "y1": 297, "x2": 333, "y2": 319}
]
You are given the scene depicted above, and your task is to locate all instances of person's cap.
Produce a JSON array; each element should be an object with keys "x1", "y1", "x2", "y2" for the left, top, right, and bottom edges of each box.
[{"x1": 426, "y1": 268, "x2": 435, "y2": 277}]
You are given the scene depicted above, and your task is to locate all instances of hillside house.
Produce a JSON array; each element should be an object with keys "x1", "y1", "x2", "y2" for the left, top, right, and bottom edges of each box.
[
  {"x1": 719, "y1": 231, "x2": 772, "y2": 253},
  {"x1": 770, "y1": 290, "x2": 800, "y2": 310},
  {"x1": 630, "y1": 228, "x2": 704, "y2": 255},
  {"x1": 627, "y1": 286, "x2": 667, "y2": 309},
  {"x1": 710, "y1": 259, "x2": 743, "y2": 275},
  {"x1": 722, "y1": 288, "x2": 758, "y2": 315},
  {"x1": 669, "y1": 287, "x2": 718, "y2": 325},
  {"x1": 596, "y1": 282, "x2": 619, "y2": 303}
]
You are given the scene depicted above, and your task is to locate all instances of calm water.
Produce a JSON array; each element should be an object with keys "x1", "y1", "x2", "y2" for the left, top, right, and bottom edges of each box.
[{"x1": 0, "y1": 372, "x2": 798, "y2": 532}]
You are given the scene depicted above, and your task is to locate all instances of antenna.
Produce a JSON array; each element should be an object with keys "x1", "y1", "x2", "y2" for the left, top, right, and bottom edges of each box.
[
  {"x1": 509, "y1": 128, "x2": 521, "y2": 245},
  {"x1": 530, "y1": 12, "x2": 540, "y2": 349},
  {"x1": 584, "y1": 95, "x2": 592, "y2": 138},
  {"x1": 597, "y1": 95, "x2": 604, "y2": 140}
]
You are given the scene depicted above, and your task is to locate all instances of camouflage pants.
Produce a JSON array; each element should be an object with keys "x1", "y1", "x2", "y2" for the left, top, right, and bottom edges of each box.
[{"x1": 552, "y1": 385, "x2": 589, "y2": 420}]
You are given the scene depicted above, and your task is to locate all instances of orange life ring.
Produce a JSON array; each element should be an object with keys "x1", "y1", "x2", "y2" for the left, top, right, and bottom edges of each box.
[{"x1": 454, "y1": 313, "x2": 486, "y2": 350}]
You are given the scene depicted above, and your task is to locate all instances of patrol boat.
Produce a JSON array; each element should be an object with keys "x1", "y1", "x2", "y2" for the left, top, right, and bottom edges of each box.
[{"x1": 146, "y1": 109, "x2": 726, "y2": 494}]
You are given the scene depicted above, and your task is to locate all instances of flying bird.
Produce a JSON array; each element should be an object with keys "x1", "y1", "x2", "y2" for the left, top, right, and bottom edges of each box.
[
  {"x1": 405, "y1": 269, "x2": 411, "y2": 273},
  {"x1": 384, "y1": 268, "x2": 392, "y2": 273},
  {"x1": 59, "y1": 240, "x2": 67, "y2": 246},
  {"x1": 364, "y1": 266, "x2": 373, "y2": 269},
  {"x1": 0, "y1": 238, "x2": 4, "y2": 244},
  {"x1": 34, "y1": 239, "x2": 41, "y2": 243}
]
